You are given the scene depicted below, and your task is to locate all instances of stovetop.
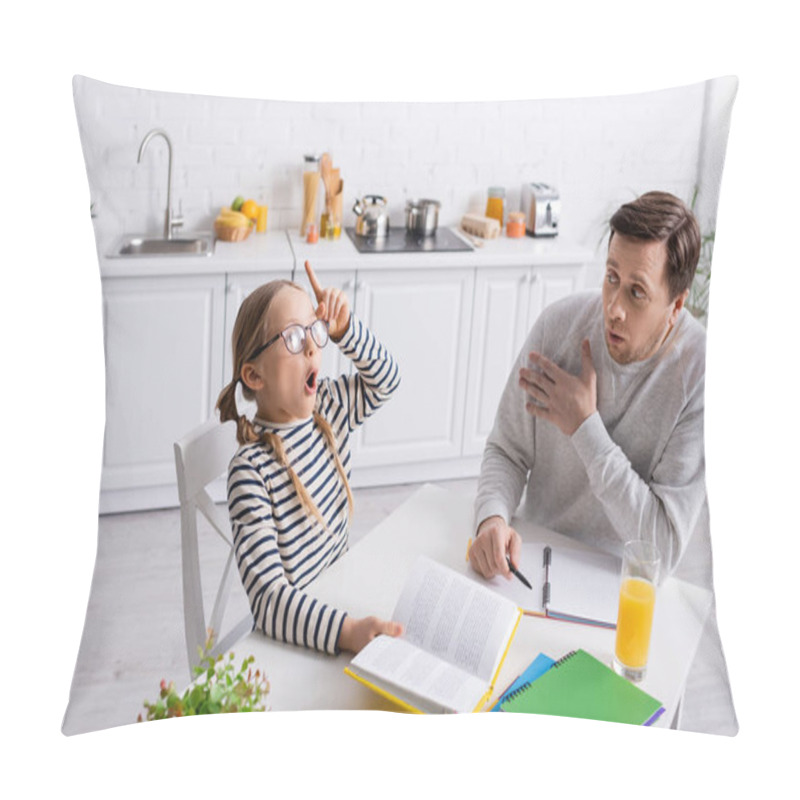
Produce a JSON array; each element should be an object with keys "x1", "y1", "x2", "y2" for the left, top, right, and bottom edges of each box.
[{"x1": 345, "y1": 226, "x2": 473, "y2": 254}]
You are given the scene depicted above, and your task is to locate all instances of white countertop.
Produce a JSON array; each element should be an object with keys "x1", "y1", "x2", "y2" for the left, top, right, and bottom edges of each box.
[
  {"x1": 291, "y1": 228, "x2": 595, "y2": 271},
  {"x1": 100, "y1": 228, "x2": 595, "y2": 279},
  {"x1": 100, "y1": 230, "x2": 295, "y2": 278}
]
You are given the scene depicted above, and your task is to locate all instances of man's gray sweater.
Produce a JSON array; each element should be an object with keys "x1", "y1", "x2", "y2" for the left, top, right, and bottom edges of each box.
[{"x1": 475, "y1": 289, "x2": 707, "y2": 573}]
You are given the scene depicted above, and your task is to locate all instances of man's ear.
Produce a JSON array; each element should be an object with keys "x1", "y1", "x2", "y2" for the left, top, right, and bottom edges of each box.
[
  {"x1": 240, "y1": 362, "x2": 264, "y2": 392},
  {"x1": 669, "y1": 288, "x2": 689, "y2": 323}
]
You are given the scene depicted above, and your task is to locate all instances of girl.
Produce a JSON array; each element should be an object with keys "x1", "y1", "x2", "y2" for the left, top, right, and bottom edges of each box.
[{"x1": 216, "y1": 261, "x2": 402, "y2": 655}]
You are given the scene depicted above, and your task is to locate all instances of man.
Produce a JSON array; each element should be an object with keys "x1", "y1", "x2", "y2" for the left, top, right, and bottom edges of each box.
[{"x1": 470, "y1": 190, "x2": 706, "y2": 581}]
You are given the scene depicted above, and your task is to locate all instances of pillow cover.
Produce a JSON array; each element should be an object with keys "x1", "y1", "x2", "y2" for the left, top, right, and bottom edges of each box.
[{"x1": 63, "y1": 74, "x2": 738, "y2": 737}]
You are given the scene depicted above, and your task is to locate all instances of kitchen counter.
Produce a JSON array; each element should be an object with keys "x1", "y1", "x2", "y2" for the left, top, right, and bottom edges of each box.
[
  {"x1": 290, "y1": 228, "x2": 595, "y2": 271},
  {"x1": 100, "y1": 230, "x2": 295, "y2": 278},
  {"x1": 100, "y1": 228, "x2": 595, "y2": 278}
]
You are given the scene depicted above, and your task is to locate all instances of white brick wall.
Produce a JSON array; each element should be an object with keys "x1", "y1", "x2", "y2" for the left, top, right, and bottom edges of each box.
[{"x1": 73, "y1": 75, "x2": 731, "y2": 275}]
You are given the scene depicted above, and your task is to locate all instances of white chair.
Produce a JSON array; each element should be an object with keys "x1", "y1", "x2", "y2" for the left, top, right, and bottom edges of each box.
[{"x1": 174, "y1": 418, "x2": 253, "y2": 676}]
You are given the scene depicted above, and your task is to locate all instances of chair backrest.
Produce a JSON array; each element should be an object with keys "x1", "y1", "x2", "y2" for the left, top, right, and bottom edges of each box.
[{"x1": 174, "y1": 418, "x2": 253, "y2": 676}]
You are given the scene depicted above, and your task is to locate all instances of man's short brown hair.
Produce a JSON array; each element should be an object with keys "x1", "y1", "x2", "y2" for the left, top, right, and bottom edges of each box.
[{"x1": 609, "y1": 191, "x2": 701, "y2": 300}]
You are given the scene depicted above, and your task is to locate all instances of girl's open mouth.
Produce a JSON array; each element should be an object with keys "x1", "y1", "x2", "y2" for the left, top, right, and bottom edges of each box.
[{"x1": 304, "y1": 369, "x2": 318, "y2": 395}]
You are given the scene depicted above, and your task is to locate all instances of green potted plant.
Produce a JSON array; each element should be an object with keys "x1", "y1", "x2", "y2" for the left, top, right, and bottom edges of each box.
[
  {"x1": 685, "y1": 187, "x2": 715, "y2": 327},
  {"x1": 138, "y1": 631, "x2": 269, "y2": 721}
]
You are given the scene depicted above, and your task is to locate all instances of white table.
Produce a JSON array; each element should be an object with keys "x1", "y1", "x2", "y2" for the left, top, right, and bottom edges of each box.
[{"x1": 233, "y1": 484, "x2": 712, "y2": 727}]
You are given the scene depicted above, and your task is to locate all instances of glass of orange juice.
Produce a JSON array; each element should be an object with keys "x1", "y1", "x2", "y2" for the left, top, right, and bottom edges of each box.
[
  {"x1": 613, "y1": 540, "x2": 661, "y2": 683},
  {"x1": 256, "y1": 204, "x2": 268, "y2": 233}
]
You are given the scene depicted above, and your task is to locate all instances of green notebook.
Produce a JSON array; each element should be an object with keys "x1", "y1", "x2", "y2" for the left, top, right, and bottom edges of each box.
[{"x1": 500, "y1": 649, "x2": 665, "y2": 726}]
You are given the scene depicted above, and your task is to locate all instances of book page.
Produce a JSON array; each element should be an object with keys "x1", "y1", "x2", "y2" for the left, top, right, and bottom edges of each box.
[
  {"x1": 391, "y1": 556, "x2": 519, "y2": 683},
  {"x1": 349, "y1": 634, "x2": 490, "y2": 714}
]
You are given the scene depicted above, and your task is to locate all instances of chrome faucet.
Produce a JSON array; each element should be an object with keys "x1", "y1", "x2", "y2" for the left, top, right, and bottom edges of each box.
[{"x1": 137, "y1": 128, "x2": 183, "y2": 239}]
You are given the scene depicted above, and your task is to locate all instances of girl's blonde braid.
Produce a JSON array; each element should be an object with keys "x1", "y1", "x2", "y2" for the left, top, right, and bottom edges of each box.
[
  {"x1": 258, "y1": 428, "x2": 328, "y2": 531},
  {"x1": 313, "y1": 411, "x2": 354, "y2": 524}
]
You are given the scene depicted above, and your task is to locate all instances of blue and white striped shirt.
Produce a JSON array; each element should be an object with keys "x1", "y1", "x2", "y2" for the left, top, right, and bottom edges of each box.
[{"x1": 226, "y1": 314, "x2": 400, "y2": 654}]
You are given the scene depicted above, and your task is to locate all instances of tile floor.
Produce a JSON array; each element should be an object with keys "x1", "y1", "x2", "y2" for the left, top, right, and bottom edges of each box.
[{"x1": 61, "y1": 479, "x2": 738, "y2": 737}]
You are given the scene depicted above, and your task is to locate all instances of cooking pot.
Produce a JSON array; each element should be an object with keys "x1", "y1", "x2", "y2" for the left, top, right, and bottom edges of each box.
[
  {"x1": 353, "y1": 195, "x2": 390, "y2": 237},
  {"x1": 405, "y1": 199, "x2": 440, "y2": 236}
]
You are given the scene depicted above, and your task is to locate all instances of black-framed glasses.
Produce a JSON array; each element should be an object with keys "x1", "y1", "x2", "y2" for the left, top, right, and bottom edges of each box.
[{"x1": 248, "y1": 319, "x2": 329, "y2": 360}]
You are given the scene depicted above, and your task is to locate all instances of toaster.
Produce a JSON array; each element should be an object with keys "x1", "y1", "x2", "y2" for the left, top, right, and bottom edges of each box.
[{"x1": 521, "y1": 182, "x2": 560, "y2": 236}]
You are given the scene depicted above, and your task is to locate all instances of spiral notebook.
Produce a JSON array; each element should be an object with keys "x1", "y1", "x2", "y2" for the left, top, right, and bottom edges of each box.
[
  {"x1": 500, "y1": 649, "x2": 665, "y2": 726},
  {"x1": 490, "y1": 652, "x2": 555, "y2": 712}
]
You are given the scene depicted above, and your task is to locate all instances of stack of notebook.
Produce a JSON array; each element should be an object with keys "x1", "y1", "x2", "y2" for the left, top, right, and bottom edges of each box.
[{"x1": 495, "y1": 649, "x2": 665, "y2": 726}]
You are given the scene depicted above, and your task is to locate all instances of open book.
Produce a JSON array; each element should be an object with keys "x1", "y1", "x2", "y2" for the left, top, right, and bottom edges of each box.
[
  {"x1": 472, "y1": 542, "x2": 621, "y2": 628},
  {"x1": 345, "y1": 556, "x2": 522, "y2": 714}
]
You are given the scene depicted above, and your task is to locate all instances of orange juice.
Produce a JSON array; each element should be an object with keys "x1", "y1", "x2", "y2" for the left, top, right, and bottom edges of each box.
[
  {"x1": 615, "y1": 577, "x2": 656, "y2": 668},
  {"x1": 256, "y1": 204, "x2": 268, "y2": 233}
]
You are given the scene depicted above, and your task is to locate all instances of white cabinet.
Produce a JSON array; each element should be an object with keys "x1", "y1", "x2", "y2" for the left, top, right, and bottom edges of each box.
[
  {"x1": 463, "y1": 267, "x2": 530, "y2": 457},
  {"x1": 462, "y1": 264, "x2": 582, "y2": 456},
  {"x1": 351, "y1": 268, "x2": 475, "y2": 469},
  {"x1": 525, "y1": 265, "x2": 583, "y2": 337},
  {"x1": 100, "y1": 274, "x2": 226, "y2": 513},
  {"x1": 98, "y1": 236, "x2": 590, "y2": 511}
]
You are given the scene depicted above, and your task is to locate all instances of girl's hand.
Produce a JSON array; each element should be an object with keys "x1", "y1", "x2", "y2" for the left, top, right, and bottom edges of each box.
[
  {"x1": 338, "y1": 615, "x2": 404, "y2": 654},
  {"x1": 305, "y1": 260, "x2": 351, "y2": 341}
]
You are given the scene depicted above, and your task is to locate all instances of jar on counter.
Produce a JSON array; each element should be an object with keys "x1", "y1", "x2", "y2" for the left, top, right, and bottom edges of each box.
[
  {"x1": 506, "y1": 211, "x2": 526, "y2": 238},
  {"x1": 320, "y1": 212, "x2": 341, "y2": 240},
  {"x1": 485, "y1": 186, "x2": 505, "y2": 231},
  {"x1": 301, "y1": 154, "x2": 321, "y2": 237}
]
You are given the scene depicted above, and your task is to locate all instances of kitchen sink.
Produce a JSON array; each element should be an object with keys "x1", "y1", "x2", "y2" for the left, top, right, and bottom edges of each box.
[{"x1": 110, "y1": 233, "x2": 215, "y2": 257}]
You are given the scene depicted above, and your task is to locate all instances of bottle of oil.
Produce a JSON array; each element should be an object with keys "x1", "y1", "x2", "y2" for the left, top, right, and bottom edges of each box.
[{"x1": 301, "y1": 154, "x2": 320, "y2": 237}]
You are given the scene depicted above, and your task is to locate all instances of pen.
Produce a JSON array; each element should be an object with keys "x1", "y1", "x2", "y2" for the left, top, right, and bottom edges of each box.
[
  {"x1": 507, "y1": 556, "x2": 533, "y2": 590},
  {"x1": 542, "y1": 546, "x2": 552, "y2": 607},
  {"x1": 469, "y1": 536, "x2": 533, "y2": 589}
]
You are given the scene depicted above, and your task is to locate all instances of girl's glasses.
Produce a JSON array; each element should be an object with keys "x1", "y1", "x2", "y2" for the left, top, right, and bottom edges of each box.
[{"x1": 249, "y1": 319, "x2": 329, "y2": 360}]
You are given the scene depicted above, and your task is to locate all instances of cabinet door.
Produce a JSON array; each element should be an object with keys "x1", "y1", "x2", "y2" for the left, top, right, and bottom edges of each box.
[
  {"x1": 463, "y1": 267, "x2": 531, "y2": 456},
  {"x1": 351, "y1": 268, "x2": 475, "y2": 466},
  {"x1": 525, "y1": 265, "x2": 582, "y2": 335},
  {"x1": 101, "y1": 275, "x2": 226, "y2": 499}
]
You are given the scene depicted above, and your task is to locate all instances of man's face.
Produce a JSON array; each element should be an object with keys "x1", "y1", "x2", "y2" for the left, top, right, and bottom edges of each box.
[{"x1": 602, "y1": 234, "x2": 687, "y2": 364}]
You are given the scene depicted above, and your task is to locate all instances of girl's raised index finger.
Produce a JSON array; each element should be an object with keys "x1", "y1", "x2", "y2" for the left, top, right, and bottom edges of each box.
[{"x1": 304, "y1": 260, "x2": 324, "y2": 299}]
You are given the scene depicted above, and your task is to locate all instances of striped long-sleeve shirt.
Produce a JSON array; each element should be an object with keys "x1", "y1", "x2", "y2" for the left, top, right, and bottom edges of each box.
[{"x1": 226, "y1": 314, "x2": 401, "y2": 654}]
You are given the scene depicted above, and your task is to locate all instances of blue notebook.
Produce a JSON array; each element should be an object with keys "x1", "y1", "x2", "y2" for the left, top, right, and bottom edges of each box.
[{"x1": 490, "y1": 653, "x2": 555, "y2": 712}]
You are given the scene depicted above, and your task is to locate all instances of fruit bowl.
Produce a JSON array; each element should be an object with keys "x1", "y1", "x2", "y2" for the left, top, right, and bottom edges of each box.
[{"x1": 214, "y1": 220, "x2": 253, "y2": 242}]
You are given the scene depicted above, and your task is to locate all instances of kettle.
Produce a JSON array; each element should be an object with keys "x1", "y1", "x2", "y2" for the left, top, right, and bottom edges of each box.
[{"x1": 353, "y1": 195, "x2": 390, "y2": 237}]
